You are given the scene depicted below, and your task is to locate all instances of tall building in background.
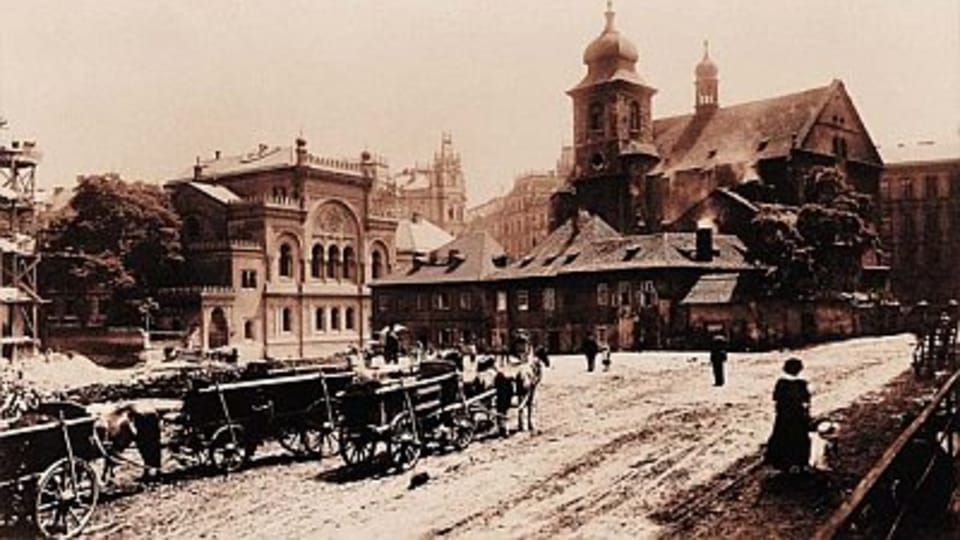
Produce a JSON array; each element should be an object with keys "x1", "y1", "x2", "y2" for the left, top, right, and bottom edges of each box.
[
  {"x1": 387, "y1": 133, "x2": 467, "y2": 237},
  {"x1": 878, "y1": 141, "x2": 960, "y2": 302},
  {"x1": 466, "y1": 170, "x2": 564, "y2": 258}
]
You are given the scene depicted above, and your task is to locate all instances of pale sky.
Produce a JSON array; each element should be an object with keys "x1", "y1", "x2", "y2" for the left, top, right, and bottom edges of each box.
[{"x1": 1, "y1": 0, "x2": 958, "y2": 207}]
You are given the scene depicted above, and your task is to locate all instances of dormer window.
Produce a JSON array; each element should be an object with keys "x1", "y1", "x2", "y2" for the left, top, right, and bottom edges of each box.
[
  {"x1": 706, "y1": 149, "x2": 717, "y2": 159},
  {"x1": 589, "y1": 102, "x2": 604, "y2": 132},
  {"x1": 756, "y1": 139, "x2": 769, "y2": 152},
  {"x1": 563, "y1": 251, "x2": 580, "y2": 265}
]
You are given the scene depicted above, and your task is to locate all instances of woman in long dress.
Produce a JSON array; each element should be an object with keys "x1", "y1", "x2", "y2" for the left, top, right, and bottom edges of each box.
[{"x1": 765, "y1": 357, "x2": 812, "y2": 472}]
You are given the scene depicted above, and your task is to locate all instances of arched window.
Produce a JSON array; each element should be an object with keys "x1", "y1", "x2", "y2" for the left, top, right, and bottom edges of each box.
[
  {"x1": 330, "y1": 307, "x2": 340, "y2": 331},
  {"x1": 279, "y1": 243, "x2": 294, "y2": 279},
  {"x1": 629, "y1": 101, "x2": 641, "y2": 133},
  {"x1": 371, "y1": 250, "x2": 384, "y2": 279},
  {"x1": 311, "y1": 243, "x2": 324, "y2": 279},
  {"x1": 315, "y1": 307, "x2": 325, "y2": 332},
  {"x1": 588, "y1": 102, "x2": 604, "y2": 132},
  {"x1": 280, "y1": 307, "x2": 292, "y2": 333},
  {"x1": 327, "y1": 245, "x2": 341, "y2": 279},
  {"x1": 345, "y1": 307, "x2": 355, "y2": 330},
  {"x1": 343, "y1": 246, "x2": 356, "y2": 281}
]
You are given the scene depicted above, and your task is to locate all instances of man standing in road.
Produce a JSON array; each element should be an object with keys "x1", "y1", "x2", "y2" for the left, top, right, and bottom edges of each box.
[
  {"x1": 710, "y1": 335, "x2": 728, "y2": 386},
  {"x1": 385, "y1": 324, "x2": 400, "y2": 365},
  {"x1": 582, "y1": 331, "x2": 599, "y2": 372}
]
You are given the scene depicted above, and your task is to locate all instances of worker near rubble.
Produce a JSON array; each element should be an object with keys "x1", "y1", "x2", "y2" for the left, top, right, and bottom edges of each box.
[{"x1": 710, "y1": 335, "x2": 728, "y2": 386}]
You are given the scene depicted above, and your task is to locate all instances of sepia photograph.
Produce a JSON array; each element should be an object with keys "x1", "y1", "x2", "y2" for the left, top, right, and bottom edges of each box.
[{"x1": 1, "y1": 0, "x2": 959, "y2": 538}]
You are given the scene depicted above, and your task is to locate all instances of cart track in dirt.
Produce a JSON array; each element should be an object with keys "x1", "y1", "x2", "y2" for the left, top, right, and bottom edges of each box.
[{"x1": 81, "y1": 335, "x2": 914, "y2": 539}]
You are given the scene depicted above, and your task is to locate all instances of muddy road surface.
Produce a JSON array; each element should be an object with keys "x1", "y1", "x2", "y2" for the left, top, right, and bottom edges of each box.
[{"x1": 85, "y1": 335, "x2": 914, "y2": 539}]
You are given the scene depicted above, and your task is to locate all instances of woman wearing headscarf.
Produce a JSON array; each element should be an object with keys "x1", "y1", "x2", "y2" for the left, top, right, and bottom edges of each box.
[{"x1": 765, "y1": 357, "x2": 812, "y2": 472}]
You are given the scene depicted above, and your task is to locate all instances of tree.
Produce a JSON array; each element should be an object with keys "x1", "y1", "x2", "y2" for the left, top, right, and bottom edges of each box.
[
  {"x1": 742, "y1": 167, "x2": 878, "y2": 299},
  {"x1": 40, "y1": 174, "x2": 183, "y2": 324}
]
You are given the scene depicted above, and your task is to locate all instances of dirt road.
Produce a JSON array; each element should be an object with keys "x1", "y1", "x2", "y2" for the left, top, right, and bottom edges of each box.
[{"x1": 88, "y1": 335, "x2": 914, "y2": 539}]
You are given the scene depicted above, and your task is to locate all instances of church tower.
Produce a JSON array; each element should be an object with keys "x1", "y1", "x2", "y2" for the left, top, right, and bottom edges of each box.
[
  {"x1": 566, "y1": 2, "x2": 659, "y2": 233},
  {"x1": 695, "y1": 40, "x2": 719, "y2": 114},
  {"x1": 431, "y1": 132, "x2": 466, "y2": 236}
]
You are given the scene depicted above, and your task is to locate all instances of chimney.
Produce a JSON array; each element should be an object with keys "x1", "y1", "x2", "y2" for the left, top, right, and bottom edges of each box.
[
  {"x1": 295, "y1": 137, "x2": 307, "y2": 165},
  {"x1": 214, "y1": 150, "x2": 221, "y2": 160},
  {"x1": 696, "y1": 226, "x2": 714, "y2": 262},
  {"x1": 193, "y1": 156, "x2": 203, "y2": 181},
  {"x1": 448, "y1": 249, "x2": 463, "y2": 267}
]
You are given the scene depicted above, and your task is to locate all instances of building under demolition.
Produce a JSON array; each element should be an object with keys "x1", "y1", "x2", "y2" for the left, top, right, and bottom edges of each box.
[{"x1": 0, "y1": 136, "x2": 43, "y2": 361}]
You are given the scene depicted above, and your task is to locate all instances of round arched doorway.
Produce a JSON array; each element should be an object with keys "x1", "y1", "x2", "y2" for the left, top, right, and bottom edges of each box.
[{"x1": 209, "y1": 307, "x2": 229, "y2": 349}]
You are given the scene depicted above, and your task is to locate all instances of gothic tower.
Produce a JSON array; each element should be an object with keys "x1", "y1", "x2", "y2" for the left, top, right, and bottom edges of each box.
[
  {"x1": 431, "y1": 132, "x2": 466, "y2": 236},
  {"x1": 566, "y1": 2, "x2": 659, "y2": 233}
]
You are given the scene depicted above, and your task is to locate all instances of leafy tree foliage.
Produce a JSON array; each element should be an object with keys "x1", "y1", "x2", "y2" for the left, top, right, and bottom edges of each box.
[
  {"x1": 40, "y1": 174, "x2": 182, "y2": 324},
  {"x1": 742, "y1": 167, "x2": 877, "y2": 299}
]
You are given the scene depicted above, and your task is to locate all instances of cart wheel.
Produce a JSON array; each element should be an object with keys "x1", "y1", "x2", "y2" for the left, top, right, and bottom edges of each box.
[
  {"x1": 209, "y1": 425, "x2": 248, "y2": 473},
  {"x1": 387, "y1": 412, "x2": 421, "y2": 472},
  {"x1": 339, "y1": 429, "x2": 374, "y2": 467},
  {"x1": 451, "y1": 414, "x2": 475, "y2": 450},
  {"x1": 35, "y1": 457, "x2": 100, "y2": 539},
  {"x1": 277, "y1": 424, "x2": 305, "y2": 456},
  {"x1": 303, "y1": 421, "x2": 339, "y2": 459}
]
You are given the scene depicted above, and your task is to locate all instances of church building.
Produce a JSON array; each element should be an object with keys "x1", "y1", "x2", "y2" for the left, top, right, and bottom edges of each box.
[{"x1": 555, "y1": 4, "x2": 884, "y2": 234}]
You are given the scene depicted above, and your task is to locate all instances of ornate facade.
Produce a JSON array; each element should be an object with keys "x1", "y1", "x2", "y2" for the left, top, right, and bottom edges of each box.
[{"x1": 163, "y1": 138, "x2": 397, "y2": 360}]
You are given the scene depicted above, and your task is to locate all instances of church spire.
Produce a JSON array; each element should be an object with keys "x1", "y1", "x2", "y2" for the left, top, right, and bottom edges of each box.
[
  {"x1": 695, "y1": 39, "x2": 719, "y2": 113},
  {"x1": 604, "y1": 1, "x2": 615, "y2": 32}
]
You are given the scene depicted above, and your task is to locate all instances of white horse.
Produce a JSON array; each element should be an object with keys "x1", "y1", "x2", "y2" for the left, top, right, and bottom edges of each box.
[{"x1": 494, "y1": 348, "x2": 550, "y2": 434}]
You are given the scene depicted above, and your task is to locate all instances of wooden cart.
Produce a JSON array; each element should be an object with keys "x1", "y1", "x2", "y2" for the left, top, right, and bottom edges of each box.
[
  {"x1": 337, "y1": 361, "x2": 479, "y2": 472},
  {"x1": 0, "y1": 403, "x2": 100, "y2": 538},
  {"x1": 170, "y1": 369, "x2": 354, "y2": 473}
]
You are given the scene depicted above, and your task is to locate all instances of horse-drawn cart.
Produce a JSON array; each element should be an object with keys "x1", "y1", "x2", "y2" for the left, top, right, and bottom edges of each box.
[
  {"x1": 170, "y1": 369, "x2": 354, "y2": 473},
  {"x1": 337, "y1": 361, "x2": 479, "y2": 472},
  {"x1": 0, "y1": 403, "x2": 100, "y2": 538}
]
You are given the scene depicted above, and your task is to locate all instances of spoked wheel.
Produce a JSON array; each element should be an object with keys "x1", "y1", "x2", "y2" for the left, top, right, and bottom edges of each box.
[
  {"x1": 277, "y1": 424, "x2": 305, "y2": 456},
  {"x1": 302, "y1": 420, "x2": 339, "y2": 459},
  {"x1": 451, "y1": 414, "x2": 475, "y2": 450},
  {"x1": 339, "y1": 428, "x2": 374, "y2": 467},
  {"x1": 209, "y1": 425, "x2": 248, "y2": 473},
  {"x1": 35, "y1": 457, "x2": 100, "y2": 539},
  {"x1": 387, "y1": 412, "x2": 421, "y2": 472}
]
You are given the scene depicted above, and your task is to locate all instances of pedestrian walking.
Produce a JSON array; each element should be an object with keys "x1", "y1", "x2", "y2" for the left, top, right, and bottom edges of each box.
[
  {"x1": 601, "y1": 344, "x2": 612, "y2": 371},
  {"x1": 582, "y1": 332, "x2": 599, "y2": 372},
  {"x1": 710, "y1": 335, "x2": 727, "y2": 386},
  {"x1": 384, "y1": 323, "x2": 400, "y2": 365}
]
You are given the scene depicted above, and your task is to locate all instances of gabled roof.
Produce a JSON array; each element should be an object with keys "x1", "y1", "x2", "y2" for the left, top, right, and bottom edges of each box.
[
  {"x1": 395, "y1": 216, "x2": 454, "y2": 254},
  {"x1": 186, "y1": 182, "x2": 241, "y2": 204},
  {"x1": 374, "y1": 232, "x2": 506, "y2": 286},
  {"x1": 652, "y1": 81, "x2": 842, "y2": 177},
  {"x1": 490, "y1": 211, "x2": 621, "y2": 280}
]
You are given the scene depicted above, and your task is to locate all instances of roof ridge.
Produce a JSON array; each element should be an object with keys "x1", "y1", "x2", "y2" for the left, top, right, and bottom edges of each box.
[{"x1": 654, "y1": 81, "x2": 835, "y2": 125}]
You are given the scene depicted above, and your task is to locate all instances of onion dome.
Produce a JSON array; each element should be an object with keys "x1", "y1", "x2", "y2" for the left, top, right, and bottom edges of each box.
[
  {"x1": 695, "y1": 40, "x2": 718, "y2": 79},
  {"x1": 583, "y1": 2, "x2": 639, "y2": 66}
]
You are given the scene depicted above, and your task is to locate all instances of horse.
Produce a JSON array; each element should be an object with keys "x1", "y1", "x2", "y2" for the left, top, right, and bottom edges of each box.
[
  {"x1": 91, "y1": 402, "x2": 163, "y2": 483},
  {"x1": 493, "y1": 347, "x2": 550, "y2": 435}
]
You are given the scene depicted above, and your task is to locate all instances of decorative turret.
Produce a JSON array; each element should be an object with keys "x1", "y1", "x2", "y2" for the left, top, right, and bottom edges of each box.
[{"x1": 695, "y1": 40, "x2": 719, "y2": 113}]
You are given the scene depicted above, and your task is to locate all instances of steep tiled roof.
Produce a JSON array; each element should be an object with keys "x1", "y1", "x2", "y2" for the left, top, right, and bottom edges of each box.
[
  {"x1": 395, "y1": 217, "x2": 454, "y2": 254},
  {"x1": 187, "y1": 182, "x2": 242, "y2": 204},
  {"x1": 490, "y1": 212, "x2": 757, "y2": 281},
  {"x1": 652, "y1": 82, "x2": 837, "y2": 177},
  {"x1": 374, "y1": 232, "x2": 506, "y2": 286}
]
